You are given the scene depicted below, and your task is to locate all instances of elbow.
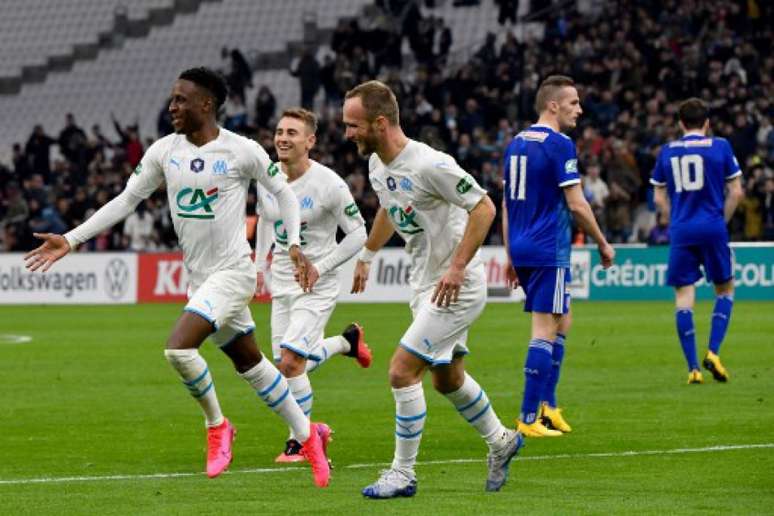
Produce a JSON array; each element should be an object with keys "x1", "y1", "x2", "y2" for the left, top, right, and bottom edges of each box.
[
  {"x1": 478, "y1": 195, "x2": 496, "y2": 225},
  {"x1": 353, "y1": 225, "x2": 368, "y2": 247}
]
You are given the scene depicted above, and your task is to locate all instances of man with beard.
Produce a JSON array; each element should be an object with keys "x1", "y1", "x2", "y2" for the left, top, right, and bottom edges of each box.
[{"x1": 343, "y1": 80, "x2": 522, "y2": 498}]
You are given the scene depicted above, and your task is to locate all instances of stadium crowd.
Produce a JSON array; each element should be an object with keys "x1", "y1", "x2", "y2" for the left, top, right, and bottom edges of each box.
[{"x1": 1, "y1": 0, "x2": 772, "y2": 253}]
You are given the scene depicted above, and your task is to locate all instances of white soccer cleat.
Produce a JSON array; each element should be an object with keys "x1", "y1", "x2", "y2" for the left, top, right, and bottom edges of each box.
[
  {"x1": 486, "y1": 430, "x2": 524, "y2": 492},
  {"x1": 362, "y1": 468, "x2": 417, "y2": 499}
]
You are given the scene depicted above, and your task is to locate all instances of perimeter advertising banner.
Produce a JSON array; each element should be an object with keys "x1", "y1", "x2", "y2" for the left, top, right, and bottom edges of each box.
[{"x1": 0, "y1": 252, "x2": 137, "y2": 304}]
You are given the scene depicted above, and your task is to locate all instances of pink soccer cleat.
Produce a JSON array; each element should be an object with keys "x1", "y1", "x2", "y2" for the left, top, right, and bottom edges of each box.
[
  {"x1": 206, "y1": 418, "x2": 235, "y2": 478},
  {"x1": 275, "y1": 439, "x2": 306, "y2": 463},
  {"x1": 343, "y1": 323, "x2": 372, "y2": 368},
  {"x1": 301, "y1": 422, "x2": 332, "y2": 487}
]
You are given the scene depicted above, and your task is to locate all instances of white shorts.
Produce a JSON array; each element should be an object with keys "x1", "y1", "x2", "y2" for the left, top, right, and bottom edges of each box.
[
  {"x1": 270, "y1": 274, "x2": 339, "y2": 362},
  {"x1": 400, "y1": 264, "x2": 487, "y2": 366},
  {"x1": 185, "y1": 258, "x2": 257, "y2": 348}
]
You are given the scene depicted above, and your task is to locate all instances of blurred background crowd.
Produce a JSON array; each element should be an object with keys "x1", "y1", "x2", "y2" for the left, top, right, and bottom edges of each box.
[{"x1": 1, "y1": 0, "x2": 772, "y2": 253}]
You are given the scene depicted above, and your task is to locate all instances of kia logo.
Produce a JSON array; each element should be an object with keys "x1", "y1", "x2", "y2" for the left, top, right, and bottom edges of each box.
[{"x1": 104, "y1": 259, "x2": 129, "y2": 300}]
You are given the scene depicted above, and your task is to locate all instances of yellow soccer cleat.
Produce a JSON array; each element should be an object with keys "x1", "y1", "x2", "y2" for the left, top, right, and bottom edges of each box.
[
  {"x1": 517, "y1": 419, "x2": 562, "y2": 437},
  {"x1": 702, "y1": 351, "x2": 729, "y2": 382},
  {"x1": 540, "y1": 403, "x2": 572, "y2": 433},
  {"x1": 687, "y1": 369, "x2": 704, "y2": 384}
]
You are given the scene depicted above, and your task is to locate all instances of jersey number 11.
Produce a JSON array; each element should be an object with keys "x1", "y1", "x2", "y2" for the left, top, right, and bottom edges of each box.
[{"x1": 509, "y1": 155, "x2": 527, "y2": 201}]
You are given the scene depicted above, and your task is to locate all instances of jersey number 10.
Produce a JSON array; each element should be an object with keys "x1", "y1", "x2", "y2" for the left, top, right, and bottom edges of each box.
[
  {"x1": 669, "y1": 155, "x2": 704, "y2": 192},
  {"x1": 509, "y1": 155, "x2": 527, "y2": 201}
]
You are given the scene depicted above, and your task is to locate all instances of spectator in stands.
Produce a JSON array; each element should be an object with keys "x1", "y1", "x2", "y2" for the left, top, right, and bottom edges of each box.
[
  {"x1": 58, "y1": 113, "x2": 88, "y2": 169},
  {"x1": 123, "y1": 200, "x2": 156, "y2": 251},
  {"x1": 223, "y1": 92, "x2": 248, "y2": 132},
  {"x1": 25, "y1": 125, "x2": 56, "y2": 180},
  {"x1": 291, "y1": 48, "x2": 321, "y2": 110},
  {"x1": 254, "y1": 86, "x2": 277, "y2": 130},
  {"x1": 157, "y1": 99, "x2": 174, "y2": 137},
  {"x1": 495, "y1": 0, "x2": 518, "y2": 26},
  {"x1": 111, "y1": 114, "x2": 143, "y2": 168},
  {"x1": 582, "y1": 162, "x2": 609, "y2": 230}
]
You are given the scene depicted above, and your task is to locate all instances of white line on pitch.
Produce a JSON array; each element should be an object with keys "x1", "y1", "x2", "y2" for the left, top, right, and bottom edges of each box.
[{"x1": 1, "y1": 443, "x2": 772, "y2": 486}]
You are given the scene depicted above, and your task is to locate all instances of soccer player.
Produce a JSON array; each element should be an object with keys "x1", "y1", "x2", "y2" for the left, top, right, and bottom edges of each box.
[
  {"x1": 23, "y1": 68, "x2": 331, "y2": 487},
  {"x1": 254, "y1": 107, "x2": 372, "y2": 462},
  {"x1": 503, "y1": 75, "x2": 614, "y2": 437},
  {"x1": 651, "y1": 98, "x2": 744, "y2": 384},
  {"x1": 344, "y1": 80, "x2": 523, "y2": 498}
]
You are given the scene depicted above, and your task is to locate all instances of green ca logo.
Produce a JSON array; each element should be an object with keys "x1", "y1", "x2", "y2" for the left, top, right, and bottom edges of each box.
[
  {"x1": 274, "y1": 220, "x2": 309, "y2": 245},
  {"x1": 176, "y1": 187, "x2": 218, "y2": 219},
  {"x1": 389, "y1": 205, "x2": 423, "y2": 235}
]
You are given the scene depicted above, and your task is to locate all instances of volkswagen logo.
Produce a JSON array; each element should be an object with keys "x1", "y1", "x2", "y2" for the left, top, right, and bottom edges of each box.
[{"x1": 104, "y1": 258, "x2": 129, "y2": 300}]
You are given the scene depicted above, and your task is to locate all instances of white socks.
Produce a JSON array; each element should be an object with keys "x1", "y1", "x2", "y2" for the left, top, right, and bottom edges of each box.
[
  {"x1": 240, "y1": 356, "x2": 310, "y2": 442},
  {"x1": 444, "y1": 373, "x2": 508, "y2": 449},
  {"x1": 287, "y1": 373, "x2": 313, "y2": 440},
  {"x1": 164, "y1": 349, "x2": 224, "y2": 428},
  {"x1": 306, "y1": 336, "x2": 350, "y2": 373},
  {"x1": 391, "y1": 383, "x2": 426, "y2": 473}
]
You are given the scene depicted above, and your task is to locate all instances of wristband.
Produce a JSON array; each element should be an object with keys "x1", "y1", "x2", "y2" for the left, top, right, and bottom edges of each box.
[{"x1": 359, "y1": 247, "x2": 377, "y2": 263}]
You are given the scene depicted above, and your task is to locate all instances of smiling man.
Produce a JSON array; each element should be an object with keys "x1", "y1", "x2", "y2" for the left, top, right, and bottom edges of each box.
[
  {"x1": 23, "y1": 68, "x2": 331, "y2": 487},
  {"x1": 254, "y1": 107, "x2": 370, "y2": 462}
]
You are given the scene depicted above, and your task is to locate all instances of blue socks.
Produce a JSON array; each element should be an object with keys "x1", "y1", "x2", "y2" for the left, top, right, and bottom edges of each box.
[
  {"x1": 520, "y1": 339, "x2": 553, "y2": 424},
  {"x1": 676, "y1": 309, "x2": 699, "y2": 371},
  {"x1": 709, "y1": 295, "x2": 733, "y2": 354},
  {"x1": 541, "y1": 333, "x2": 565, "y2": 408}
]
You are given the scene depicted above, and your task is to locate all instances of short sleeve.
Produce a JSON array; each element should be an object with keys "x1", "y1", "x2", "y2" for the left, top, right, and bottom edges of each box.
[
  {"x1": 420, "y1": 154, "x2": 486, "y2": 211},
  {"x1": 329, "y1": 177, "x2": 365, "y2": 234},
  {"x1": 243, "y1": 139, "x2": 288, "y2": 194},
  {"x1": 650, "y1": 148, "x2": 667, "y2": 186},
  {"x1": 722, "y1": 139, "x2": 742, "y2": 181},
  {"x1": 554, "y1": 137, "x2": 581, "y2": 188},
  {"x1": 125, "y1": 140, "x2": 165, "y2": 198}
]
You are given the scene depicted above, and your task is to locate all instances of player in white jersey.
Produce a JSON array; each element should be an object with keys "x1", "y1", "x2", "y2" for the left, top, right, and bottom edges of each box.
[
  {"x1": 254, "y1": 108, "x2": 372, "y2": 462},
  {"x1": 343, "y1": 81, "x2": 523, "y2": 498},
  {"x1": 23, "y1": 68, "x2": 331, "y2": 487}
]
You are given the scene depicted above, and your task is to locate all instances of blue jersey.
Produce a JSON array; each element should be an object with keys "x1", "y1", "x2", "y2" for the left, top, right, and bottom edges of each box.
[
  {"x1": 650, "y1": 134, "x2": 741, "y2": 245},
  {"x1": 503, "y1": 125, "x2": 581, "y2": 267}
]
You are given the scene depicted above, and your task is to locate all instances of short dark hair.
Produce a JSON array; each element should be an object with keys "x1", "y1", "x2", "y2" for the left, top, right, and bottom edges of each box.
[
  {"x1": 178, "y1": 67, "x2": 228, "y2": 109},
  {"x1": 534, "y1": 75, "x2": 576, "y2": 114},
  {"x1": 678, "y1": 98, "x2": 708, "y2": 130},
  {"x1": 345, "y1": 80, "x2": 400, "y2": 125}
]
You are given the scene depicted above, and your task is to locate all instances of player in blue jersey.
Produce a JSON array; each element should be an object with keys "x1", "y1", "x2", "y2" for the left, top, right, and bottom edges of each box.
[
  {"x1": 503, "y1": 75, "x2": 614, "y2": 437},
  {"x1": 650, "y1": 98, "x2": 744, "y2": 384}
]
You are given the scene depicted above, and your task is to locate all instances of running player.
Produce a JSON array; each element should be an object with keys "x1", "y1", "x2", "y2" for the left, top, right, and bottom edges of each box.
[
  {"x1": 503, "y1": 75, "x2": 614, "y2": 437},
  {"x1": 23, "y1": 68, "x2": 331, "y2": 487},
  {"x1": 651, "y1": 97, "x2": 744, "y2": 383},
  {"x1": 254, "y1": 107, "x2": 372, "y2": 462},
  {"x1": 344, "y1": 80, "x2": 523, "y2": 498}
]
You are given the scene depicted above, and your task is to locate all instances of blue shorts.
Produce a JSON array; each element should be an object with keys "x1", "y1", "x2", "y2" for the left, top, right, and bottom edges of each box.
[
  {"x1": 515, "y1": 266, "x2": 571, "y2": 314},
  {"x1": 667, "y1": 241, "x2": 733, "y2": 287}
]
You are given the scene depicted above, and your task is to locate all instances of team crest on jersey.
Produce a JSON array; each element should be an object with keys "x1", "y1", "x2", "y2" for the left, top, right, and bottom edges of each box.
[
  {"x1": 300, "y1": 196, "x2": 314, "y2": 210},
  {"x1": 268, "y1": 163, "x2": 280, "y2": 177},
  {"x1": 344, "y1": 203, "x2": 360, "y2": 217},
  {"x1": 133, "y1": 163, "x2": 143, "y2": 175},
  {"x1": 565, "y1": 159, "x2": 578, "y2": 173},
  {"x1": 456, "y1": 176, "x2": 473, "y2": 194},
  {"x1": 190, "y1": 158, "x2": 205, "y2": 173},
  {"x1": 176, "y1": 187, "x2": 218, "y2": 219},
  {"x1": 399, "y1": 177, "x2": 413, "y2": 191},
  {"x1": 212, "y1": 159, "x2": 228, "y2": 176},
  {"x1": 388, "y1": 205, "x2": 423, "y2": 235},
  {"x1": 386, "y1": 176, "x2": 397, "y2": 191}
]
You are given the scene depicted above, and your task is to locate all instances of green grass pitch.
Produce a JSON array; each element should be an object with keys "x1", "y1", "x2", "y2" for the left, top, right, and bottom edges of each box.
[{"x1": 1, "y1": 301, "x2": 773, "y2": 514}]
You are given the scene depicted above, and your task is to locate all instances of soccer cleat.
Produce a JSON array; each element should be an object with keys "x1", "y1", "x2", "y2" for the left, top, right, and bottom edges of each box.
[
  {"x1": 342, "y1": 323, "x2": 372, "y2": 368},
  {"x1": 275, "y1": 439, "x2": 306, "y2": 463},
  {"x1": 206, "y1": 418, "x2": 235, "y2": 478},
  {"x1": 517, "y1": 419, "x2": 562, "y2": 437},
  {"x1": 540, "y1": 403, "x2": 572, "y2": 433},
  {"x1": 702, "y1": 351, "x2": 729, "y2": 382},
  {"x1": 362, "y1": 468, "x2": 417, "y2": 499},
  {"x1": 687, "y1": 369, "x2": 704, "y2": 384},
  {"x1": 485, "y1": 430, "x2": 524, "y2": 492},
  {"x1": 301, "y1": 422, "x2": 331, "y2": 487}
]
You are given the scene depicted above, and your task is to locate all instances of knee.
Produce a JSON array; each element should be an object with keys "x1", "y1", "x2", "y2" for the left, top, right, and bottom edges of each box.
[
  {"x1": 278, "y1": 351, "x2": 306, "y2": 377},
  {"x1": 431, "y1": 368, "x2": 464, "y2": 394},
  {"x1": 715, "y1": 282, "x2": 734, "y2": 297},
  {"x1": 388, "y1": 363, "x2": 420, "y2": 388},
  {"x1": 164, "y1": 347, "x2": 196, "y2": 367}
]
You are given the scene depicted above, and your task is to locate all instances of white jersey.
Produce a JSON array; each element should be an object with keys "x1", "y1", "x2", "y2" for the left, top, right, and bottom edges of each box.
[
  {"x1": 126, "y1": 128, "x2": 289, "y2": 276},
  {"x1": 256, "y1": 160, "x2": 365, "y2": 282},
  {"x1": 369, "y1": 139, "x2": 487, "y2": 291}
]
